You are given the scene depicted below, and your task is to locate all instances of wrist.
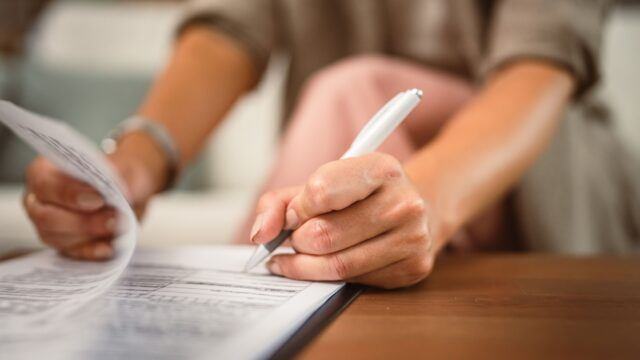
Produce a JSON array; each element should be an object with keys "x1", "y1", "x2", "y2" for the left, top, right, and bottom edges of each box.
[
  {"x1": 111, "y1": 131, "x2": 170, "y2": 198},
  {"x1": 103, "y1": 115, "x2": 181, "y2": 196},
  {"x1": 404, "y1": 151, "x2": 460, "y2": 252}
]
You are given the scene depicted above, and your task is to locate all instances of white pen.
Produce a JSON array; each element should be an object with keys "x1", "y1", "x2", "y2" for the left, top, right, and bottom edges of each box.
[{"x1": 244, "y1": 88, "x2": 423, "y2": 272}]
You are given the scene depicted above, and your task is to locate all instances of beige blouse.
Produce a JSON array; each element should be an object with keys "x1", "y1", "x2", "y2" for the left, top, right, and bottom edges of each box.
[
  {"x1": 179, "y1": 0, "x2": 639, "y2": 254},
  {"x1": 180, "y1": 0, "x2": 610, "y2": 110}
]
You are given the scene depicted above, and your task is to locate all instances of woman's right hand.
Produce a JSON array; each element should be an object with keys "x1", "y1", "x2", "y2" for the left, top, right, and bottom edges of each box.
[{"x1": 23, "y1": 132, "x2": 170, "y2": 261}]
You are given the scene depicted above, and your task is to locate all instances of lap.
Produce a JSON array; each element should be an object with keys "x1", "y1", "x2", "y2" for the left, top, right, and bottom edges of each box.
[{"x1": 304, "y1": 55, "x2": 474, "y2": 149}]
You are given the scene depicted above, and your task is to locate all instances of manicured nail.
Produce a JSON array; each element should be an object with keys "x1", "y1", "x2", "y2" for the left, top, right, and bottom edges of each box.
[
  {"x1": 26, "y1": 192, "x2": 37, "y2": 206},
  {"x1": 250, "y1": 213, "x2": 264, "y2": 243},
  {"x1": 267, "y1": 260, "x2": 282, "y2": 275},
  {"x1": 77, "y1": 193, "x2": 104, "y2": 210},
  {"x1": 105, "y1": 217, "x2": 117, "y2": 232},
  {"x1": 94, "y1": 243, "x2": 112, "y2": 259},
  {"x1": 285, "y1": 208, "x2": 299, "y2": 229}
]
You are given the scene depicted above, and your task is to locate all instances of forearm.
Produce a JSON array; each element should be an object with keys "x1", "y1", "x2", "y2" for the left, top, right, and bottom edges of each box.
[
  {"x1": 405, "y1": 61, "x2": 575, "y2": 247},
  {"x1": 116, "y1": 26, "x2": 256, "y2": 192}
]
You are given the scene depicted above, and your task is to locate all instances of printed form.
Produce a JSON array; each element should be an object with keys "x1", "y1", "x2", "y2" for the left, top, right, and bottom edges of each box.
[{"x1": 0, "y1": 101, "x2": 344, "y2": 359}]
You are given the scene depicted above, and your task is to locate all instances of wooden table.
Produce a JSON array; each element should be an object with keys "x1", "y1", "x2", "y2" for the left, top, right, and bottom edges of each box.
[{"x1": 300, "y1": 254, "x2": 640, "y2": 359}]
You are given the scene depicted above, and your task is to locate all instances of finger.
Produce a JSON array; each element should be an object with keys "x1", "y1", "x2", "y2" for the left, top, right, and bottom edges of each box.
[
  {"x1": 133, "y1": 202, "x2": 148, "y2": 221},
  {"x1": 267, "y1": 228, "x2": 416, "y2": 281},
  {"x1": 347, "y1": 255, "x2": 434, "y2": 289},
  {"x1": 26, "y1": 157, "x2": 105, "y2": 212},
  {"x1": 250, "y1": 186, "x2": 301, "y2": 244},
  {"x1": 24, "y1": 192, "x2": 117, "y2": 240},
  {"x1": 39, "y1": 232, "x2": 103, "y2": 253},
  {"x1": 285, "y1": 153, "x2": 403, "y2": 229},
  {"x1": 290, "y1": 190, "x2": 402, "y2": 255},
  {"x1": 62, "y1": 240, "x2": 114, "y2": 261}
]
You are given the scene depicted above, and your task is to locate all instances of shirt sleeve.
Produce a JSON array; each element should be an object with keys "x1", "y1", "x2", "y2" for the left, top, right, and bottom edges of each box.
[
  {"x1": 176, "y1": 0, "x2": 276, "y2": 76},
  {"x1": 482, "y1": 0, "x2": 612, "y2": 97}
]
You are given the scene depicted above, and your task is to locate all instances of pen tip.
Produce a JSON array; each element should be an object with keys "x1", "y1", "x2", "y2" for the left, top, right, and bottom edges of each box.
[
  {"x1": 243, "y1": 245, "x2": 270, "y2": 273},
  {"x1": 409, "y1": 88, "x2": 423, "y2": 99},
  {"x1": 243, "y1": 261, "x2": 256, "y2": 273}
]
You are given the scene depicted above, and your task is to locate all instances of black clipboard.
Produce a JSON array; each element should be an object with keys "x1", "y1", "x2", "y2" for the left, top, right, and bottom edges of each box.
[{"x1": 269, "y1": 284, "x2": 364, "y2": 359}]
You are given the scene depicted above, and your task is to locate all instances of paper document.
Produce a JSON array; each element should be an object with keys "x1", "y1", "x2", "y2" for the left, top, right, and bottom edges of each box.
[
  {"x1": 0, "y1": 101, "x2": 137, "y2": 333},
  {"x1": 1, "y1": 246, "x2": 342, "y2": 359},
  {"x1": 0, "y1": 101, "x2": 345, "y2": 359}
]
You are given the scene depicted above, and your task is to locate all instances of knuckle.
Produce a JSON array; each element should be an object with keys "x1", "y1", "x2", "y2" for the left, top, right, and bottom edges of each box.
[
  {"x1": 389, "y1": 196, "x2": 427, "y2": 224},
  {"x1": 306, "y1": 176, "x2": 331, "y2": 209},
  {"x1": 385, "y1": 196, "x2": 427, "y2": 224},
  {"x1": 403, "y1": 196, "x2": 427, "y2": 218},
  {"x1": 309, "y1": 219, "x2": 334, "y2": 253},
  {"x1": 371, "y1": 153, "x2": 403, "y2": 180},
  {"x1": 408, "y1": 222, "x2": 431, "y2": 245},
  {"x1": 329, "y1": 254, "x2": 350, "y2": 280}
]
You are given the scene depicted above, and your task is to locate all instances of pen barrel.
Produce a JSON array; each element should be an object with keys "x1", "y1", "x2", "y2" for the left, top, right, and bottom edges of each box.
[
  {"x1": 342, "y1": 91, "x2": 421, "y2": 159},
  {"x1": 264, "y1": 229, "x2": 293, "y2": 252}
]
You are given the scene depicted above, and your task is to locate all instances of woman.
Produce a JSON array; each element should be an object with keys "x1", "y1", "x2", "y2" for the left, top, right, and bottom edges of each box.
[{"x1": 22, "y1": 1, "x2": 639, "y2": 288}]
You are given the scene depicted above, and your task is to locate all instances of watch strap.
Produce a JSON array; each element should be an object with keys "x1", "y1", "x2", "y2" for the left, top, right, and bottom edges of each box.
[{"x1": 102, "y1": 116, "x2": 180, "y2": 190}]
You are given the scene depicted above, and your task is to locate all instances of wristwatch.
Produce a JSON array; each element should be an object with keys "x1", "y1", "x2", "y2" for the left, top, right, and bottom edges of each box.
[{"x1": 101, "y1": 115, "x2": 180, "y2": 190}]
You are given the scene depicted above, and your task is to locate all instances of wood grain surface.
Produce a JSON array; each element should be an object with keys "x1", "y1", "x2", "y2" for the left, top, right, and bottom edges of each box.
[{"x1": 299, "y1": 254, "x2": 640, "y2": 360}]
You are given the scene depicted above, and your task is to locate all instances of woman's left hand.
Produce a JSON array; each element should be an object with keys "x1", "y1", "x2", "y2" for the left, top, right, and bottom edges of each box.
[{"x1": 250, "y1": 152, "x2": 437, "y2": 289}]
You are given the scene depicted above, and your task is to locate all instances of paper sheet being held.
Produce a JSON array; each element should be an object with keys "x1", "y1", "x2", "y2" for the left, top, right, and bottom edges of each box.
[
  {"x1": 0, "y1": 102, "x2": 345, "y2": 359},
  {"x1": 0, "y1": 101, "x2": 137, "y2": 334}
]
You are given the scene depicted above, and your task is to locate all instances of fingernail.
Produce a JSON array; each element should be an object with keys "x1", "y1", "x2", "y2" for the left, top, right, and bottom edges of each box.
[
  {"x1": 94, "y1": 243, "x2": 113, "y2": 259},
  {"x1": 267, "y1": 260, "x2": 282, "y2": 275},
  {"x1": 285, "y1": 208, "x2": 299, "y2": 229},
  {"x1": 250, "y1": 214, "x2": 264, "y2": 243},
  {"x1": 105, "y1": 217, "x2": 117, "y2": 232},
  {"x1": 26, "y1": 192, "x2": 37, "y2": 206},
  {"x1": 77, "y1": 193, "x2": 104, "y2": 210}
]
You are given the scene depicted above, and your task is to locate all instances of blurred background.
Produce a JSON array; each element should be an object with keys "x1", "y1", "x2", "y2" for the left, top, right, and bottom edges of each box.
[{"x1": 0, "y1": 0, "x2": 638, "y2": 254}]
